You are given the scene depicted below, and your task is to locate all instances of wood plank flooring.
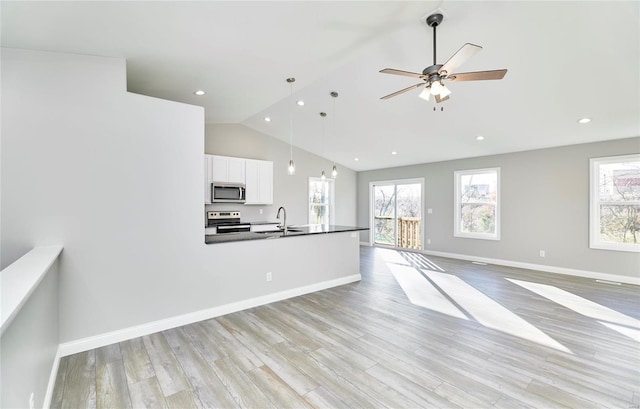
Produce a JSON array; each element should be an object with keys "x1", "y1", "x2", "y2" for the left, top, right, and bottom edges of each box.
[{"x1": 52, "y1": 246, "x2": 640, "y2": 408}]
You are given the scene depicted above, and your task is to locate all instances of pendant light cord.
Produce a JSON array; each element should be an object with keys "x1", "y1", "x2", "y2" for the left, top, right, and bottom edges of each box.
[
  {"x1": 321, "y1": 113, "x2": 326, "y2": 163},
  {"x1": 332, "y1": 96, "x2": 336, "y2": 143},
  {"x1": 332, "y1": 93, "x2": 337, "y2": 170},
  {"x1": 289, "y1": 81, "x2": 293, "y2": 161}
]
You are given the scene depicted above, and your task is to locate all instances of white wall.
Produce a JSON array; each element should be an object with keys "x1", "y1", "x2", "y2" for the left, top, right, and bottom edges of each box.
[
  {"x1": 205, "y1": 123, "x2": 357, "y2": 227},
  {"x1": 357, "y1": 138, "x2": 640, "y2": 279},
  {"x1": 1, "y1": 48, "x2": 360, "y2": 347}
]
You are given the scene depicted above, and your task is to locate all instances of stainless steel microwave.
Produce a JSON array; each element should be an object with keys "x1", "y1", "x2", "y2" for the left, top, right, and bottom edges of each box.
[{"x1": 211, "y1": 183, "x2": 246, "y2": 203}]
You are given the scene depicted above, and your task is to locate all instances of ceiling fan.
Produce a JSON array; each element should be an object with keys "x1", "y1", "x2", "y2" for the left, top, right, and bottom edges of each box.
[{"x1": 379, "y1": 12, "x2": 507, "y2": 103}]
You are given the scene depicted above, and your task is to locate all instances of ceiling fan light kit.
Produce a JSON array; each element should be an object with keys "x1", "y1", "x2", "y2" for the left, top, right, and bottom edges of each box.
[
  {"x1": 380, "y1": 12, "x2": 507, "y2": 104},
  {"x1": 418, "y1": 87, "x2": 431, "y2": 101}
]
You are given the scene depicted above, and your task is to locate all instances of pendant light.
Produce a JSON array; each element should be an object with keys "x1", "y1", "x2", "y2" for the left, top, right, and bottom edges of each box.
[
  {"x1": 330, "y1": 91, "x2": 339, "y2": 178},
  {"x1": 286, "y1": 77, "x2": 296, "y2": 175},
  {"x1": 319, "y1": 112, "x2": 327, "y2": 180}
]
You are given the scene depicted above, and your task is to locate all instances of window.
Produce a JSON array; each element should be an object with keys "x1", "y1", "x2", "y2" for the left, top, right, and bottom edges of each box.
[
  {"x1": 454, "y1": 168, "x2": 500, "y2": 240},
  {"x1": 590, "y1": 154, "x2": 640, "y2": 252},
  {"x1": 309, "y1": 177, "x2": 335, "y2": 225}
]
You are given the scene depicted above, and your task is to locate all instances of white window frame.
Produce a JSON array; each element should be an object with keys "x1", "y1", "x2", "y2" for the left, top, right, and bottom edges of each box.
[
  {"x1": 308, "y1": 177, "x2": 335, "y2": 225},
  {"x1": 589, "y1": 154, "x2": 640, "y2": 253},
  {"x1": 454, "y1": 167, "x2": 500, "y2": 240}
]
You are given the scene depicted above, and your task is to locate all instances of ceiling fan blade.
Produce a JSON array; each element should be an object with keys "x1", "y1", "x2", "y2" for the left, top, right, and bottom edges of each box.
[
  {"x1": 380, "y1": 83, "x2": 425, "y2": 100},
  {"x1": 379, "y1": 68, "x2": 425, "y2": 79},
  {"x1": 438, "y1": 43, "x2": 482, "y2": 75},
  {"x1": 447, "y1": 69, "x2": 508, "y2": 82},
  {"x1": 435, "y1": 94, "x2": 450, "y2": 103}
]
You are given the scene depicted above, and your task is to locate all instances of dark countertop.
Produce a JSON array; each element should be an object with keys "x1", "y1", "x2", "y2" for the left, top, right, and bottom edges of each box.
[{"x1": 205, "y1": 225, "x2": 369, "y2": 244}]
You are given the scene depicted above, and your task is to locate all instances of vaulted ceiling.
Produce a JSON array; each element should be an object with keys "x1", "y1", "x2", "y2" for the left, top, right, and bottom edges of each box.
[{"x1": 2, "y1": 1, "x2": 638, "y2": 171}]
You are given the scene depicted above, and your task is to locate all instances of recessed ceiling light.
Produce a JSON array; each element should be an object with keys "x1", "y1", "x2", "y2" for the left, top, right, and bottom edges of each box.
[
  {"x1": 577, "y1": 117, "x2": 591, "y2": 124},
  {"x1": 297, "y1": 100, "x2": 305, "y2": 106},
  {"x1": 476, "y1": 135, "x2": 485, "y2": 141},
  {"x1": 264, "y1": 117, "x2": 271, "y2": 122},
  {"x1": 391, "y1": 151, "x2": 397, "y2": 155},
  {"x1": 354, "y1": 158, "x2": 359, "y2": 161},
  {"x1": 194, "y1": 90, "x2": 205, "y2": 96}
]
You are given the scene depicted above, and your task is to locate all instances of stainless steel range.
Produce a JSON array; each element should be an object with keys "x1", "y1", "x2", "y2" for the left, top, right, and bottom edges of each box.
[{"x1": 207, "y1": 211, "x2": 251, "y2": 234}]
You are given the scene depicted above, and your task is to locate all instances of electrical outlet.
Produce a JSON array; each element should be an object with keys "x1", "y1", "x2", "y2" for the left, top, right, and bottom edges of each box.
[
  {"x1": 29, "y1": 393, "x2": 35, "y2": 409},
  {"x1": 539, "y1": 250, "x2": 545, "y2": 258},
  {"x1": 427, "y1": 208, "x2": 433, "y2": 214},
  {"x1": 259, "y1": 208, "x2": 263, "y2": 215},
  {"x1": 266, "y1": 272, "x2": 272, "y2": 282},
  {"x1": 427, "y1": 239, "x2": 431, "y2": 245}
]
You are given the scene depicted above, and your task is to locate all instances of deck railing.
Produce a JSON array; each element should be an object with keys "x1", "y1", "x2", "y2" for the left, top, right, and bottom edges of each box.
[
  {"x1": 373, "y1": 216, "x2": 421, "y2": 249},
  {"x1": 397, "y1": 217, "x2": 421, "y2": 249}
]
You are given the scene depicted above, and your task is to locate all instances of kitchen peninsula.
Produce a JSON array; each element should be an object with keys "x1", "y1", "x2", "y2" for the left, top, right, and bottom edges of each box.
[{"x1": 202, "y1": 222, "x2": 366, "y2": 313}]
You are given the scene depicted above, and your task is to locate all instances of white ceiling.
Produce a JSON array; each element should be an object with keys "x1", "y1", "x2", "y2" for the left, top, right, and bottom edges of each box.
[{"x1": 2, "y1": 1, "x2": 639, "y2": 171}]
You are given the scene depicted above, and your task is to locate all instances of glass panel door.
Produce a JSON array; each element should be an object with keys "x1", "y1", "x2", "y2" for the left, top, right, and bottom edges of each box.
[
  {"x1": 374, "y1": 184, "x2": 396, "y2": 245},
  {"x1": 396, "y1": 183, "x2": 422, "y2": 249},
  {"x1": 373, "y1": 181, "x2": 422, "y2": 249}
]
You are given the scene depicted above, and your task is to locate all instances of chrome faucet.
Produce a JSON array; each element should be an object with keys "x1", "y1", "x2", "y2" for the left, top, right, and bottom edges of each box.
[{"x1": 276, "y1": 206, "x2": 287, "y2": 233}]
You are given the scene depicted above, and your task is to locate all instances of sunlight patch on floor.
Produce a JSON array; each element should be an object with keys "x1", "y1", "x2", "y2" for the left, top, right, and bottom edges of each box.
[
  {"x1": 508, "y1": 278, "x2": 640, "y2": 342},
  {"x1": 388, "y1": 263, "x2": 468, "y2": 320},
  {"x1": 400, "y1": 251, "x2": 445, "y2": 272},
  {"x1": 379, "y1": 248, "x2": 411, "y2": 266},
  {"x1": 387, "y1": 261, "x2": 571, "y2": 353},
  {"x1": 423, "y1": 270, "x2": 572, "y2": 353},
  {"x1": 600, "y1": 322, "x2": 640, "y2": 342}
]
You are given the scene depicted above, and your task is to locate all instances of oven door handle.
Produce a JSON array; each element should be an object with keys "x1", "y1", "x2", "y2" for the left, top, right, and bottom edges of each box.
[{"x1": 217, "y1": 224, "x2": 251, "y2": 231}]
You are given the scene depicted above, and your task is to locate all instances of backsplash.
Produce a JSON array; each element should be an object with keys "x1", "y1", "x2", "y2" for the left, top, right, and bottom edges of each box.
[{"x1": 204, "y1": 203, "x2": 277, "y2": 225}]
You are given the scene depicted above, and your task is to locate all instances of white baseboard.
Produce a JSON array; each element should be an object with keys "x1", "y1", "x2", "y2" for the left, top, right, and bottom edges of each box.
[
  {"x1": 359, "y1": 241, "x2": 371, "y2": 247},
  {"x1": 58, "y1": 274, "x2": 361, "y2": 357},
  {"x1": 421, "y1": 249, "x2": 640, "y2": 286}
]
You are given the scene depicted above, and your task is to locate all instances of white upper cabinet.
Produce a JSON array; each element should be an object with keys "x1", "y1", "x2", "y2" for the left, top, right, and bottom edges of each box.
[
  {"x1": 245, "y1": 159, "x2": 273, "y2": 205},
  {"x1": 211, "y1": 155, "x2": 246, "y2": 184},
  {"x1": 205, "y1": 154, "x2": 272, "y2": 205},
  {"x1": 227, "y1": 157, "x2": 246, "y2": 184}
]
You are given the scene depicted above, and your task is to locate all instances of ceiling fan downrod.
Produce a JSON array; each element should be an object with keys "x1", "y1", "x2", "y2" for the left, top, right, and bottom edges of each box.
[{"x1": 426, "y1": 13, "x2": 443, "y2": 66}]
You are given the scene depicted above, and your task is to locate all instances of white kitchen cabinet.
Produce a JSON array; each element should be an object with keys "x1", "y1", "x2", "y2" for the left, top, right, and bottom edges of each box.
[
  {"x1": 245, "y1": 159, "x2": 273, "y2": 205},
  {"x1": 205, "y1": 154, "x2": 271, "y2": 205},
  {"x1": 204, "y1": 155, "x2": 213, "y2": 204},
  {"x1": 211, "y1": 155, "x2": 245, "y2": 184}
]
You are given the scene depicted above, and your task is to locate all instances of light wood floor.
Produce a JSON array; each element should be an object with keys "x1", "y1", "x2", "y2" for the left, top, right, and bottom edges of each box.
[{"x1": 52, "y1": 246, "x2": 640, "y2": 408}]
